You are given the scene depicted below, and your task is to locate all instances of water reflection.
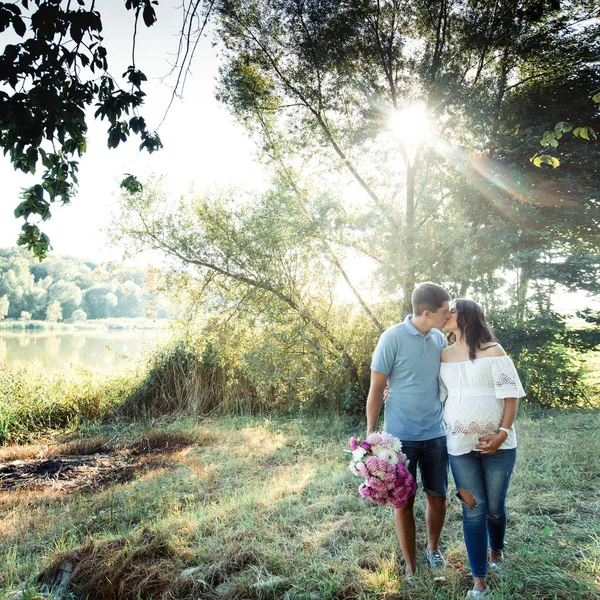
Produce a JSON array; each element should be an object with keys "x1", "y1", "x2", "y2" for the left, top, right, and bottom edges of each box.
[{"x1": 0, "y1": 329, "x2": 171, "y2": 375}]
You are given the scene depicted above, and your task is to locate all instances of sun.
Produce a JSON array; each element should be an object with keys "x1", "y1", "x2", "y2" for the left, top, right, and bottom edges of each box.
[{"x1": 389, "y1": 104, "x2": 431, "y2": 161}]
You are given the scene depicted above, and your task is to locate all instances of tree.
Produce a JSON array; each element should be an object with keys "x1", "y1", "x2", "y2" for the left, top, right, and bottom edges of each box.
[
  {"x1": 47, "y1": 279, "x2": 83, "y2": 319},
  {"x1": 0, "y1": 295, "x2": 8, "y2": 320},
  {"x1": 71, "y1": 308, "x2": 87, "y2": 322},
  {"x1": 114, "y1": 281, "x2": 145, "y2": 318},
  {"x1": 0, "y1": 253, "x2": 47, "y2": 317},
  {"x1": 82, "y1": 285, "x2": 118, "y2": 318},
  {"x1": 45, "y1": 299, "x2": 62, "y2": 322},
  {"x1": 112, "y1": 178, "x2": 364, "y2": 386},
  {"x1": 531, "y1": 91, "x2": 600, "y2": 169},
  {"x1": 1, "y1": 0, "x2": 163, "y2": 258},
  {"x1": 0, "y1": 247, "x2": 163, "y2": 319},
  {"x1": 214, "y1": 0, "x2": 599, "y2": 314}
]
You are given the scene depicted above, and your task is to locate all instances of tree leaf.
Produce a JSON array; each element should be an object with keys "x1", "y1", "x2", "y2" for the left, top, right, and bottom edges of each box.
[
  {"x1": 120, "y1": 174, "x2": 144, "y2": 194},
  {"x1": 142, "y1": 2, "x2": 157, "y2": 27},
  {"x1": 554, "y1": 122, "x2": 572, "y2": 133},
  {"x1": 532, "y1": 155, "x2": 560, "y2": 168},
  {"x1": 593, "y1": 93, "x2": 600, "y2": 103},
  {"x1": 12, "y1": 15, "x2": 26, "y2": 36}
]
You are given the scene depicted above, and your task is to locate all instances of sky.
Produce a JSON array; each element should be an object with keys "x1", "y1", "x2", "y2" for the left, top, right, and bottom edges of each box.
[{"x1": 0, "y1": 2, "x2": 265, "y2": 262}]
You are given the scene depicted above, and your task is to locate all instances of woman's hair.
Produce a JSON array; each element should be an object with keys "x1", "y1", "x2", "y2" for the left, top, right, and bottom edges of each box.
[{"x1": 449, "y1": 298, "x2": 497, "y2": 360}]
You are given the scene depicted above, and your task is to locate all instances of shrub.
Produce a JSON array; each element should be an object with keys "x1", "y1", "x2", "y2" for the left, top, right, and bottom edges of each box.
[
  {"x1": 490, "y1": 311, "x2": 597, "y2": 407},
  {"x1": 514, "y1": 344, "x2": 589, "y2": 407},
  {"x1": 121, "y1": 340, "x2": 231, "y2": 418},
  {"x1": 71, "y1": 308, "x2": 88, "y2": 322}
]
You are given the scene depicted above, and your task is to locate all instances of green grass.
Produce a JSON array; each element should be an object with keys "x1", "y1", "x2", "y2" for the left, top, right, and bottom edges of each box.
[
  {"x1": 0, "y1": 365, "x2": 140, "y2": 445},
  {"x1": 1, "y1": 410, "x2": 599, "y2": 599}
]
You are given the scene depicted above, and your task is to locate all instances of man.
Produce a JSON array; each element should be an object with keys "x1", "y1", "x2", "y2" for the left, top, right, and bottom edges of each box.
[{"x1": 366, "y1": 282, "x2": 452, "y2": 580}]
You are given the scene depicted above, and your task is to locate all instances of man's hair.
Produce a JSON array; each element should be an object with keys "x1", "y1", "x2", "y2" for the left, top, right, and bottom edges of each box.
[{"x1": 411, "y1": 282, "x2": 451, "y2": 316}]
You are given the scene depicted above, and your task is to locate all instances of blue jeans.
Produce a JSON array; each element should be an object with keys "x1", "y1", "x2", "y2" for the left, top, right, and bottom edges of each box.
[
  {"x1": 401, "y1": 435, "x2": 448, "y2": 497},
  {"x1": 449, "y1": 448, "x2": 517, "y2": 578}
]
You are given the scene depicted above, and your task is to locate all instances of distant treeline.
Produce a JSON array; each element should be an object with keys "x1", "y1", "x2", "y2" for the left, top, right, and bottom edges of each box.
[{"x1": 0, "y1": 248, "x2": 170, "y2": 321}]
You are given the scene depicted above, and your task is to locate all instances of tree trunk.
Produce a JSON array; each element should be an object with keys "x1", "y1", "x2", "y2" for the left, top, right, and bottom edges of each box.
[
  {"x1": 402, "y1": 160, "x2": 418, "y2": 316},
  {"x1": 516, "y1": 266, "x2": 531, "y2": 323}
]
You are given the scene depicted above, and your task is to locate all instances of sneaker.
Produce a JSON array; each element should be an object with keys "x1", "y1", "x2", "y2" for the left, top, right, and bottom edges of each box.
[
  {"x1": 489, "y1": 559, "x2": 504, "y2": 573},
  {"x1": 425, "y1": 548, "x2": 446, "y2": 569},
  {"x1": 489, "y1": 551, "x2": 504, "y2": 573},
  {"x1": 466, "y1": 589, "x2": 490, "y2": 599}
]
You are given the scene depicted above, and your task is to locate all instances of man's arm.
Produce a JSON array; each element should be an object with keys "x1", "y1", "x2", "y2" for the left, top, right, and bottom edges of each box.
[{"x1": 366, "y1": 370, "x2": 388, "y2": 434}]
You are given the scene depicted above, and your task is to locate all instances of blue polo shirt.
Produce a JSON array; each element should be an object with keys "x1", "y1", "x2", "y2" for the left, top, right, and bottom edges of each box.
[{"x1": 371, "y1": 315, "x2": 446, "y2": 441}]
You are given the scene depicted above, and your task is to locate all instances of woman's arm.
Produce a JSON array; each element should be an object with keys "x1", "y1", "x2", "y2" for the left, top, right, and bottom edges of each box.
[{"x1": 476, "y1": 397, "x2": 518, "y2": 454}]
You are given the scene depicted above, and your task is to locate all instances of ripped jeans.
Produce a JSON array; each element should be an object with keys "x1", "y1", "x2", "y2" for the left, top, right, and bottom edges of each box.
[{"x1": 449, "y1": 448, "x2": 517, "y2": 578}]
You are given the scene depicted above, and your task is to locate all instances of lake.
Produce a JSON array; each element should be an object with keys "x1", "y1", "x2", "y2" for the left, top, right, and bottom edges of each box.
[{"x1": 0, "y1": 329, "x2": 173, "y2": 375}]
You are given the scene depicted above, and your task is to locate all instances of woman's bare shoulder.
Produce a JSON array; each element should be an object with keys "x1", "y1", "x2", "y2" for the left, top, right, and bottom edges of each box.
[
  {"x1": 441, "y1": 345, "x2": 457, "y2": 362},
  {"x1": 480, "y1": 343, "x2": 507, "y2": 357}
]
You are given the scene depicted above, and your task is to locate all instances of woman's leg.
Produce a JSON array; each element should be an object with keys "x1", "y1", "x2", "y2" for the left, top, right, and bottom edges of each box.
[
  {"x1": 449, "y1": 452, "x2": 488, "y2": 586},
  {"x1": 481, "y1": 448, "x2": 517, "y2": 555}
]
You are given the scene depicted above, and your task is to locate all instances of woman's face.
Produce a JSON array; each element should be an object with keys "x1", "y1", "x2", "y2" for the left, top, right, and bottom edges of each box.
[{"x1": 444, "y1": 302, "x2": 458, "y2": 332}]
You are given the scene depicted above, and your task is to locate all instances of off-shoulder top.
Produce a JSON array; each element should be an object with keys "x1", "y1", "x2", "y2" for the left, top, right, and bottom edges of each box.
[{"x1": 439, "y1": 355, "x2": 526, "y2": 456}]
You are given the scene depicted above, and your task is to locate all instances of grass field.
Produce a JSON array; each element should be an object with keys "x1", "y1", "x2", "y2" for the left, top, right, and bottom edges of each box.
[{"x1": 1, "y1": 409, "x2": 599, "y2": 600}]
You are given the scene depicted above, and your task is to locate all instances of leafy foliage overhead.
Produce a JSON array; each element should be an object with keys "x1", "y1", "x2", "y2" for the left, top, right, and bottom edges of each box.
[{"x1": 0, "y1": 0, "x2": 162, "y2": 259}]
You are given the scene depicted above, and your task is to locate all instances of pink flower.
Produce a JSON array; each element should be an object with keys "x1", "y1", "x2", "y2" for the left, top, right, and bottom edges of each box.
[
  {"x1": 396, "y1": 452, "x2": 408, "y2": 465},
  {"x1": 366, "y1": 433, "x2": 382, "y2": 446},
  {"x1": 356, "y1": 462, "x2": 368, "y2": 477},
  {"x1": 359, "y1": 483, "x2": 375, "y2": 497},
  {"x1": 349, "y1": 437, "x2": 358, "y2": 451},
  {"x1": 367, "y1": 476, "x2": 387, "y2": 492},
  {"x1": 366, "y1": 456, "x2": 391, "y2": 473},
  {"x1": 380, "y1": 432, "x2": 396, "y2": 446},
  {"x1": 359, "y1": 441, "x2": 371, "y2": 451}
]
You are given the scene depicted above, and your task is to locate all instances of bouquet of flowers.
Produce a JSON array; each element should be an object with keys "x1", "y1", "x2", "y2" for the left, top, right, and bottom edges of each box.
[{"x1": 348, "y1": 432, "x2": 416, "y2": 509}]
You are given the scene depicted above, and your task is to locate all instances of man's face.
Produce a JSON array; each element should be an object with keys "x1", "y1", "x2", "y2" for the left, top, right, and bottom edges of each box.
[{"x1": 428, "y1": 301, "x2": 451, "y2": 329}]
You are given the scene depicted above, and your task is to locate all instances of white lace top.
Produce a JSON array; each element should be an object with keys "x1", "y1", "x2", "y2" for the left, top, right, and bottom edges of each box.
[{"x1": 439, "y1": 355, "x2": 526, "y2": 456}]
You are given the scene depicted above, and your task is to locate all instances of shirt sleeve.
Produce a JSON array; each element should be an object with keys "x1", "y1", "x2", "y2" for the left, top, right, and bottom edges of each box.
[
  {"x1": 370, "y1": 329, "x2": 398, "y2": 375},
  {"x1": 439, "y1": 375, "x2": 448, "y2": 404},
  {"x1": 490, "y1": 355, "x2": 526, "y2": 399},
  {"x1": 439, "y1": 330, "x2": 448, "y2": 348}
]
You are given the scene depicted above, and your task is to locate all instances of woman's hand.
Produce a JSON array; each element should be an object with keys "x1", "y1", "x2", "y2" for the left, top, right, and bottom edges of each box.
[{"x1": 476, "y1": 432, "x2": 507, "y2": 454}]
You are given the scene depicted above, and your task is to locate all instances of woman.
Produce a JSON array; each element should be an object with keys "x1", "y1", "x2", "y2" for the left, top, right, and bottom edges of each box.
[{"x1": 439, "y1": 299, "x2": 525, "y2": 599}]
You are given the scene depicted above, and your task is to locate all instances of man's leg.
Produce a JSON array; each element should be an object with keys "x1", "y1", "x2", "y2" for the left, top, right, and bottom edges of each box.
[
  {"x1": 394, "y1": 495, "x2": 417, "y2": 576},
  {"x1": 420, "y1": 436, "x2": 449, "y2": 563},
  {"x1": 426, "y1": 493, "x2": 446, "y2": 553},
  {"x1": 396, "y1": 441, "x2": 420, "y2": 577}
]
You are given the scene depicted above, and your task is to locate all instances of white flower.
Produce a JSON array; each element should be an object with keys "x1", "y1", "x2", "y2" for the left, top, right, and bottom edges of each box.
[
  {"x1": 370, "y1": 445, "x2": 384, "y2": 456},
  {"x1": 349, "y1": 462, "x2": 360, "y2": 477},
  {"x1": 352, "y1": 447, "x2": 367, "y2": 461},
  {"x1": 377, "y1": 448, "x2": 398, "y2": 464},
  {"x1": 393, "y1": 439, "x2": 403, "y2": 452}
]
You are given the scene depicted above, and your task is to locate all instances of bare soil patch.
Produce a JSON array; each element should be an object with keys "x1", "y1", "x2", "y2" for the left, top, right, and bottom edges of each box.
[{"x1": 0, "y1": 431, "x2": 198, "y2": 494}]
